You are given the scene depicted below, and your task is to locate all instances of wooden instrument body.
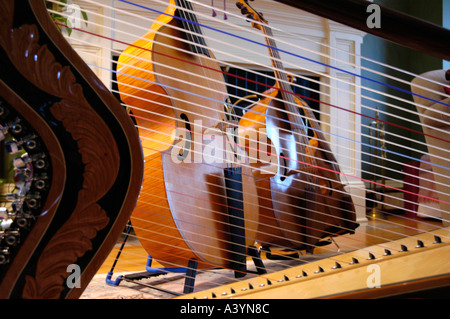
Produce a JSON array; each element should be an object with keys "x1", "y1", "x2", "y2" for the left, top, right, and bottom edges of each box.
[
  {"x1": 239, "y1": 82, "x2": 357, "y2": 251},
  {"x1": 117, "y1": 0, "x2": 259, "y2": 270},
  {"x1": 236, "y1": 0, "x2": 357, "y2": 252},
  {"x1": 0, "y1": 0, "x2": 143, "y2": 298}
]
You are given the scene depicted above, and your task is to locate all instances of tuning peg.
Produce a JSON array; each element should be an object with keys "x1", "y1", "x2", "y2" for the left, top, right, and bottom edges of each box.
[
  {"x1": 433, "y1": 235, "x2": 442, "y2": 244},
  {"x1": 315, "y1": 266, "x2": 324, "y2": 273},
  {"x1": 416, "y1": 240, "x2": 425, "y2": 248},
  {"x1": 236, "y1": 2, "x2": 243, "y2": 9},
  {"x1": 332, "y1": 262, "x2": 342, "y2": 269}
]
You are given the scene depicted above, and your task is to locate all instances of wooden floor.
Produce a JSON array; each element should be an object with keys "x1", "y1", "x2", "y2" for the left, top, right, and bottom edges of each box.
[{"x1": 82, "y1": 211, "x2": 444, "y2": 299}]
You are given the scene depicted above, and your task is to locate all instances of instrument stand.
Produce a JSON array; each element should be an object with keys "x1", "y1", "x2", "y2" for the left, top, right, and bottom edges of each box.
[
  {"x1": 105, "y1": 221, "x2": 198, "y2": 295},
  {"x1": 261, "y1": 246, "x2": 300, "y2": 260},
  {"x1": 247, "y1": 245, "x2": 267, "y2": 275},
  {"x1": 224, "y1": 167, "x2": 251, "y2": 278}
]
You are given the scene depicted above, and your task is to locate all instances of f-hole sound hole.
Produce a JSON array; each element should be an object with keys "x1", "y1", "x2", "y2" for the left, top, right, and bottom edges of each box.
[
  {"x1": 280, "y1": 152, "x2": 286, "y2": 182},
  {"x1": 177, "y1": 113, "x2": 191, "y2": 161}
]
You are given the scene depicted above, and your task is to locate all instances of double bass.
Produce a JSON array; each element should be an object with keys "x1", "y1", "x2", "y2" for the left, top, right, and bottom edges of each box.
[
  {"x1": 117, "y1": 0, "x2": 259, "y2": 272},
  {"x1": 236, "y1": 0, "x2": 358, "y2": 252}
]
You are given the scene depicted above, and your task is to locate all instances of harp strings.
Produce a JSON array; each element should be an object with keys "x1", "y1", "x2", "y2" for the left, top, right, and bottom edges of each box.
[
  {"x1": 37, "y1": 0, "x2": 444, "y2": 294},
  {"x1": 45, "y1": 7, "x2": 444, "y2": 188},
  {"x1": 47, "y1": 0, "x2": 450, "y2": 168},
  {"x1": 46, "y1": 0, "x2": 450, "y2": 248},
  {"x1": 47, "y1": 0, "x2": 450, "y2": 170},
  {"x1": 49, "y1": 1, "x2": 449, "y2": 202}
]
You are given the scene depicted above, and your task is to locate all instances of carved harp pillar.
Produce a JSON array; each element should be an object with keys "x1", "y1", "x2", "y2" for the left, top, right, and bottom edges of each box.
[{"x1": 0, "y1": 0, "x2": 143, "y2": 298}]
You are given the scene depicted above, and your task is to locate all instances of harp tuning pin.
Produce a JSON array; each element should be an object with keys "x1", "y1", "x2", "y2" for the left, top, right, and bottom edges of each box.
[
  {"x1": 400, "y1": 244, "x2": 408, "y2": 252},
  {"x1": 433, "y1": 235, "x2": 442, "y2": 244},
  {"x1": 332, "y1": 262, "x2": 342, "y2": 269},
  {"x1": 416, "y1": 240, "x2": 425, "y2": 248}
]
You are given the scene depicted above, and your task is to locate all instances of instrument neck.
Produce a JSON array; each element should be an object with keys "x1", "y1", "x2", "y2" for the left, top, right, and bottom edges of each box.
[
  {"x1": 262, "y1": 25, "x2": 339, "y2": 165},
  {"x1": 261, "y1": 24, "x2": 307, "y2": 135},
  {"x1": 175, "y1": 0, "x2": 210, "y2": 56}
]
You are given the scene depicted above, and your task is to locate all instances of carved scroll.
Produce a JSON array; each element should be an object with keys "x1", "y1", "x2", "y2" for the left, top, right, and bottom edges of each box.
[{"x1": 0, "y1": 0, "x2": 143, "y2": 298}]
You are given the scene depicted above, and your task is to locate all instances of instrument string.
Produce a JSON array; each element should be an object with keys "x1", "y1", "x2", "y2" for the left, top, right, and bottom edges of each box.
[
  {"x1": 187, "y1": 0, "x2": 447, "y2": 95},
  {"x1": 0, "y1": 0, "x2": 446, "y2": 290},
  {"x1": 48, "y1": 3, "x2": 450, "y2": 165},
  {"x1": 58, "y1": 0, "x2": 448, "y2": 144},
  {"x1": 35, "y1": 0, "x2": 450, "y2": 296},
  {"x1": 132, "y1": 162, "x2": 447, "y2": 255},
  {"x1": 126, "y1": 84, "x2": 448, "y2": 237},
  {"x1": 55, "y1": 18, "x2": 447, "y2": 186},
  {"x1": 48, "y1": 12, "x2": 450, "y2": 228},
  {"x1": 47, "y1": 3, "x2": 450, "y2": 158},
  {"x1": 132, "y1": 128, "x2": 437, "y2": 233},
  {"x1": 106, "y1": 194, "x2": 448, "y2": 291},
  {"x1": 114, "y1": 53, "x2": 447, "y2": 211},
  {"x1": 116, "y1": 0, "x2": 450, "y2": 110},
  {"x1": 47, "y1": 0, "x2": 450, "y2": 127},
  {"x1": 119, "y1": 172, "x2": 419, "y2": 275},
  {"x1": 4, "y1": 21, "x2": 440, "y2": 238},
  {"x1": 0, "y1": 1, "x2": 446, "y2": 298}
]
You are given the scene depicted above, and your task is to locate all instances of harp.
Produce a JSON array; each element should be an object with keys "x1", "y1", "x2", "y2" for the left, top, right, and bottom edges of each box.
[{"x1": 1, "y1": 0, "x2": 449, "y2": 299}]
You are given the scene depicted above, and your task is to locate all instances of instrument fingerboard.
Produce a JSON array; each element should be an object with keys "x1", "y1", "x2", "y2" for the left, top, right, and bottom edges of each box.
[{"x1": 176, "y1": 0, "x2": 210, "y2": 56}]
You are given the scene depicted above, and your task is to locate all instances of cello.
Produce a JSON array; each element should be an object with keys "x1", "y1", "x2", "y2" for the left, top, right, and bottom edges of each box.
[
  {"x1": 236, "y1": 0, "x2": 358, "y2": 252},
  {"x1": 117, "y1": 0, "x2": 259, "y2": 272}
]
